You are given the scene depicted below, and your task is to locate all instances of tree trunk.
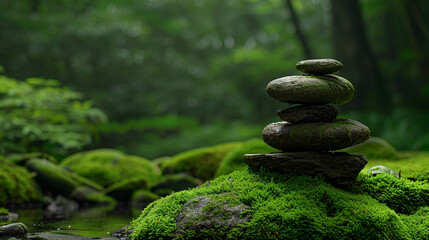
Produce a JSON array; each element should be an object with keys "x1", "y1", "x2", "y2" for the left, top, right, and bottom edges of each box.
[
  {"x1": 330, "y1": 0, "x2": 387, "y2": 110},
  {"x1": 285, "y1": 0, "x2": 313, "y2": 59}
]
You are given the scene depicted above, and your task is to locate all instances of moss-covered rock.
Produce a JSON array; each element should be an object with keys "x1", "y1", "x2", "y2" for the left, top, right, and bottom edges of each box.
[
  {"x1": 151, "y1": 173, "x2": 201, "y2": 197},
  {"x1": 215, "y1": 139, "x2": 280, "y2": 177},
  {"x1": 71, "y1": 186, "x2": 116, "y2": 206},
  {"x1": 26, "y1": 158, "x2": 103, "y2": 197},
  {"x1": 60, "y1": 149, "x2": 160, "y2": 188},
  {"x1": 130, "y1": 169, "x2": 428, "y2": 239},
  {"x1": 363, "y1": 151, "x2": 429, "y2": 181},
  {"x1": 341, "y1": 136, "x2": 400, "y2": 159},
  {"x1": 159, "y1": 142, "x2": 241, "y2": 181},
  {"x1": 104, "y1": 177, "x2": 148, "y2": 201},
  {"x1": 0, "y1": 159, "x2": 39, "y2": 204},
  {"x1": 131, "y1": 190, "x2": 160, "y2": 208}
]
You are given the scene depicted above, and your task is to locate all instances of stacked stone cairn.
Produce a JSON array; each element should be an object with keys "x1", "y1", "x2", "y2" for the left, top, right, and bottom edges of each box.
[{"x1": 244, "y1": 59, "x2": 370, "y2": 185}]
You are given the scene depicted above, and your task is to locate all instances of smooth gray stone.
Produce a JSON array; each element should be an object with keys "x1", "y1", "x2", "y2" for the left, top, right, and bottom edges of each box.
[
  {"x1": 296, "y1": 59, "x2": 343, "y2": 75},
  {"x1": 244, "y1": 152, "x2": 368, "y2": 185},
  {"x1": 277, "y1": 104, "x2": 338, "y2": 123},
  {"x1": 266, "y1": 75, "x2": 355, "y2": 105},
  {"x1": 262, "y1": 119, "x2": 370, "y2": 151}
]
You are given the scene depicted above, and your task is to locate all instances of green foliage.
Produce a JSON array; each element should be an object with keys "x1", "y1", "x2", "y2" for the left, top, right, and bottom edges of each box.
[
  {"x1": 215, "y1": 138, "x2": 280, "y2": 177},
  {"x1": 130, "y1": 169, "x2": 426, "y2": 239},
  {"x1": 0, "y1": 158, "x2": 40, "y2": 204},
  {"x1": 60, "y1": 149, "x2": 160, "y2": 188},
  {"x1": 159, "y1": 142, "x2": 241, "y2": 181},
  {"x1": 363, "y1": 151, "x2": 429, "y2": 181},
  {"x1": 0, "y1": 74, "x2": 107, "y2": 157},
  {"x1": 350, "y1": 173, "x2": 429, "y2": 214},
  {"x1": 0, "y1": 207, "x2": 9, "y2": 215}
]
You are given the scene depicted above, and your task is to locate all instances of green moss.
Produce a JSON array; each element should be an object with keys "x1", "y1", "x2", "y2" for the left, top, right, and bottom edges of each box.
[
  {"x1": 0, "y1": 159, "x2": 40, "y2": 204},
  {"x1": 341, "y1": 137, "x2": 401, "y2": 160},
  {"x1": 0, "y1": 207, "x2": 9, "y2": 215},
  {"x1": 400, "y1": 207, "x2": 429, "y2": 239},
  {"x1": 130, "y1": 169, "x2": 426, "y2": 239},
  {"x1": 86, "y1": 192, "x2": 117, "y2": 207},
  {"x1": 151, "y1": 174, "x2": 200, "y2": 197},
  {"x1": 104, "y1": 177, "x2": 148, "y2": 201},
  {"x1": 349, "y1": 173, "x2": 429, "y2": 214},
  {"x1": 363, "y1": 151, "x2": 429, "y2": 181},
  {"x1": 215, "y1": 139, "x2": 280, "y2": 177},
  {"x1": 159, "y1": 142, "x2": 241, "y2": 181},
  {"x1": 61, "y1": 149, "x2": 160, "y2": 188}
]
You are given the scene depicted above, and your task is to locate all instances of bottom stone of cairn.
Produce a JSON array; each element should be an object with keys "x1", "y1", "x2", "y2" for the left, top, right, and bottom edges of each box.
[{"x1": 244, "y1": 152, "x2": 368, "y2": 185}]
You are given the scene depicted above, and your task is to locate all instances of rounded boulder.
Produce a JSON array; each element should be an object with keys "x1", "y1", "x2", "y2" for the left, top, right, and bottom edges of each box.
[
  {"x1": 266, "y1": 75, "x2": 355, "y2": 105},
  {"x1": 262, "y1": 119, "x2": 370, "y2": 151}
]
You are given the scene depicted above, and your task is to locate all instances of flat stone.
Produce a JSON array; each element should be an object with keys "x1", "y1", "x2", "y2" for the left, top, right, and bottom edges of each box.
[
  {"x1": 244, "y1": 152, "x2": 368, "y2": 185},
  {"x1": 296, "y1": 59, "x2": 343, "y2": 75},
  {"x1": 266, "y1": 75, "x2": 355, "y2": 105},
  {"x1": 262, "y1": 119, "x2": 370, "y2": 151},
  {"x1": 277, "y1": 104, "x2": 338, "y2": 123}
]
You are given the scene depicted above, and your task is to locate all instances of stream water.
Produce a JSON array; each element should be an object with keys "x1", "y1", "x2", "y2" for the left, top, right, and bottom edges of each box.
[{"x1": 2, "y1": 206, "x2": 138, "y2": 238}]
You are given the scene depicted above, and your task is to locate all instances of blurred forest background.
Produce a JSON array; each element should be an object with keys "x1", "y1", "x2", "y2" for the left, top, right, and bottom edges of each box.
[{"x1": 1, "y1": 0, "x2": 429, "y2": 159}]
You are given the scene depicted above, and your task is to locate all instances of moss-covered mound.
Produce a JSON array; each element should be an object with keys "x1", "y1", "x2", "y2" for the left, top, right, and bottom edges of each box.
[
  {"x1": 159, "y1": 142, "x2": 241, "y2": 181},
  {"x1": 60, "y1": 149, "x2": 160, "y2": 188},
  {"x1": 215, "y1": 139, "x2": 281, "y2": 177},
  {"x1": 26, "y1": 158, "x2": 103, "y2": 197},
  {"x1": 130, "y1": 170, "x2": 429, "y2": 239},
  {"x1": 341, "y1": 136, "x2": 401, "y2": 159},
  {"x1": 0, "y1": 158, "x2": 40, "y2": 204},
  {"x1": 364, "y1": 151, "x2": 429, "y2": 181}
]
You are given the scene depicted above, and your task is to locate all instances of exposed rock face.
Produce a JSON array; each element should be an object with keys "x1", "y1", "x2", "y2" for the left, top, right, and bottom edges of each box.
[
  {"x1": 0, "y1": 222, "x2": 27, "y2": 238},
  {"x1": 296, "y1": 59, "x2": 343, "y2": 75},
  {"x1": 277, "y1": 104, "x2": 338, "y2": 123},
  {"x1": 266, "y1": 75, "x2": 355, "y2": 105},
  {"x1": 262, "y1": 119, "x2": 370, "y2": 151},
  {"x1": 244, "y1": 152, "x2": 368, "y2": 185},
  {"x1": 175, "y1": 193, "x2": 251, "y2": 237}
]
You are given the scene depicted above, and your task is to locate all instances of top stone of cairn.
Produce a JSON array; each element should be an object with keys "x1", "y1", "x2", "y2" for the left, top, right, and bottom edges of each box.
[{"x1": 296, "y1": 59, "x2": 343, "y2": 75}]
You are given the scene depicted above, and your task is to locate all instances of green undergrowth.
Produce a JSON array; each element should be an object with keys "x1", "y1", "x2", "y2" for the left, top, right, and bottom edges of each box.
[
  {"x1": 341, "y1": 136, "x2": 401, "y2": 159},
  {"x1": 60, "y1": 149, "x2": 160, "y2": 188},
  {"x1": 130, "y1": 169, "x2": 429, "y2": 239},
  {"x1": 0, "y1": 158, "x2": 40, "y2": 204},
  {"x1": 159, "y1": 142, "x2": 241, "y2": 181}
]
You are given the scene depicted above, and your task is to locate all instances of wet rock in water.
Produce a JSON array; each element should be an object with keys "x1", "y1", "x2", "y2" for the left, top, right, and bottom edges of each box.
[
  {"x1": 296, "y1": 59, "x2": 343, "y2": 75},
  {"x1": 244, "y1": 152, "x2": 368, "y2": 185},
  {"x1": 0, "y1": 222, "x2": 27, "y2": 238},
  {"x1": 71, "y1": 186, "x2": 115, "y2": 206},
  {"x1": 174, "y1": 192, "x2": 251, "y2": 237},
  {"x1": 43, "y1": 196, "x2": 79, "y2": 220},
  {"x1": 368, "y1": 165, "x2": 399, "y2": 178},
  {"x1": 112, "y1": 225, "x2": 134, "y2": 239},
  {"x1": 262, "y1": 119, "x2": 370, "y2": 151},
  {"x1": 266, "y1": 75, "x2": 355, "y2": 105},
  {"x1": 277, "y1": 104, "x2": 338, "y2": 123}
]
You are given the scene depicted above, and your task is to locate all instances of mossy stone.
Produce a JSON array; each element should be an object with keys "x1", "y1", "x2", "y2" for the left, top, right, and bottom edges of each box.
[
  {"x1": 104, "y1": 177, "x2": 148, "y2": 201},
  {"x1": 131, "y1": 190, "x2": 160, "y2": 208},
  {"x1": 130, "y1": 170, "x2": 427, "y2": 239},
  {"x1": 25, "y1": 158, "x2": 102, "y2": 197},
  {"x1": 266, "y1": 75, "x2": 355, "y2": 105},
  {"x1": 159, "y1": 142, "x2": 241, "y2": 181},
  {"x1": 262, "y1": 119, "x2": 370, "y2": 151},
  {"x1": 296, "y1": 59, "x2": 343, "y2": 75},
  {"x1": 0, "y1": 159, "x2": 40, "y2": 204},
  {"x1": 277, "y1": 104, "x2": 338, "y2": 123},
  {"x1": 151, "y1": 173, "x2": 200, "y2": 197},
  {"x1": 60, "y1": 148, "x2": 160, "y2": 188},
  {"x1": 215, "y1": 138, "x2": 280, "y2": 177}
]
